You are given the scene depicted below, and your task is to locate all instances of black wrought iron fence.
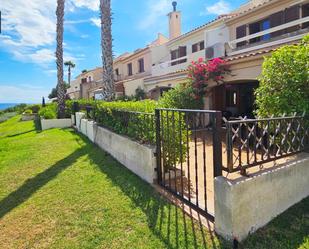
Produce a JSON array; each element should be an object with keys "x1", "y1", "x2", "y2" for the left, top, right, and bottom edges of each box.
[{"x1": 224, "y1": 114, "x2": 309, "y2": 174}]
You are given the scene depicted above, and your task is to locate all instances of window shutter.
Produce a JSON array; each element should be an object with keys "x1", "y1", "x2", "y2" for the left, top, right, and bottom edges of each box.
[
  {"x1": 205, "y1": 47, "x2": 214, "y2": 60},
  {"x1": 285, "y1": 5, "x2": 300, "y2": 33},
  {"x1": 249, "y1": 22, "x2": 261, "y2": 43},
  {"x1": 199, "y1": 41, "x2": 205, "y2": 50},
  {"x1": 236, "y1": 25, "x2": 247, "y2": 47},
  {"x1": 178, "y1": 46, "x2": 187, "y2": 64},
  {"x1": 192, "y1": 43, "x2": 198, "y2": 53},
  {"x1": 171, "y1": 50, "x2": 177, "y2": 60},
  {"x1": 302, "y1": 3, "x2": 309, "y2": 28},
  {"x1": 179, "y1": 46, "x2": 187, "y2": 57},
  {"x1": 270, "y1": 11, "x2": 284, "y2": 37}
]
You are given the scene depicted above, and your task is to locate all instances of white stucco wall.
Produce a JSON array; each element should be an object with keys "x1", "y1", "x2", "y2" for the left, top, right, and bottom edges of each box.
[
  {"x1": 94, "y1": 125, "x2": 157, "y2": 184},
  {"x1": 74, "y1": 113, "x2": 157, "y2": 184},
  {"x1": 41, "y1": 118, "x2": 72, "y2": 130},
  {"x1": 75, "y1": 112, "x2": 85, "y2": 131},
  {"x1": 214, "y1": 153, "x2": 309, "y2": 241}
]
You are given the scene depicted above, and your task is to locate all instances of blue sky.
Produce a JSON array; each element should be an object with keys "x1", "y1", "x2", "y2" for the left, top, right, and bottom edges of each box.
[{"x1": 0, "y1": 0, "x2": 248, "y2": 103}]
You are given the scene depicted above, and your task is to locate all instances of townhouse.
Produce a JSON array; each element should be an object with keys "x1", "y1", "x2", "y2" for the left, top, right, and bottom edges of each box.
[
  {"x1": 213, "y1": 0, "x2": 309, "y2": 118},
  {"x1": 67, "y1": 67, "x2": 103, "y2": 100},
  {"x1": 70, "y1": 0, "x2": 309, "y2": 119},
  {"x1": 113, "y1": 34, "x2": 168, "y2": 97}
]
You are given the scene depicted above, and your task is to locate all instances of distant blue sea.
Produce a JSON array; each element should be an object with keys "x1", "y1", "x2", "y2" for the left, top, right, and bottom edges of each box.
[{"x1": 0, "y1": 103, "x2": 19, "y2": 111}]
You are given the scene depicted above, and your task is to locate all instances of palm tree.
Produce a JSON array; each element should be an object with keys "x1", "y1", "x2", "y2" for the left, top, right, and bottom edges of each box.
[
  {"x1": 100, "y1": 0, "x2": 115, "y2": 101},
  {"x1": 64, "y1": 61, "x2": 75, "y2": 85},
  {"x1": 56, "y1": 0, "x2": 66, "y2": 118}
]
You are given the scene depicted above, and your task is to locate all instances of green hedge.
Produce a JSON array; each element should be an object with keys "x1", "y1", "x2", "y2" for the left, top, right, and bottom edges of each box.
[{"x1": 68, "y1": 99, "x2": 190, "y2": 170}]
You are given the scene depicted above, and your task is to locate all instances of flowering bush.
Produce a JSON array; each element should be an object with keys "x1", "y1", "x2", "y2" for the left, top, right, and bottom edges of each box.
[{"x1": 187, "y1": 57, "x2": 229, "y2": 99}]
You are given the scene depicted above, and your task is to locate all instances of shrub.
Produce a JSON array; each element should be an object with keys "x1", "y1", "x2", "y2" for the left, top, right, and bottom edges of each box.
[
  {"x1": 158, "y1": 84, "x2": 203, "y2": 109},
  {"x1": 24, "y1": 109, "x2": 33, "y2": 115},
  {"x1": 39, "y1": 104, "x2": 57, "y2": 119},
  {"x1": 29, "y1": 104, "x2": 41, "y2": 114},
  {"x1": 255, "y1": 35, "x2": 309, "y2": 117},
  {"x1": 135, "y1": 87, "x2": 146, "y2": 100}
]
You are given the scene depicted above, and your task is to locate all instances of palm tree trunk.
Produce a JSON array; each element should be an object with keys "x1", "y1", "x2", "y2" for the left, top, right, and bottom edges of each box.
[
  {"x1": 100, "y1": 0, "x2": 114, "y2": 101},
  {"x1": 68, "y1": 65, "x2": 71, "y2": 85},
  {"x1": 56, "y1": 0, "x2": 66, "y2": 118}
]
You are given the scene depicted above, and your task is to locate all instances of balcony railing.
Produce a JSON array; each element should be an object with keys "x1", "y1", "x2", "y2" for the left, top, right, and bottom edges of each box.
[
  {"x1": 114, "y1": 74, "x2": 124, "y2": 82},
  {"x1": 228, "y1": 16, "x2": 309, "y2": 55},
  {"x1": 151, "y1": 49, "x2": 205, "y2": 77}
]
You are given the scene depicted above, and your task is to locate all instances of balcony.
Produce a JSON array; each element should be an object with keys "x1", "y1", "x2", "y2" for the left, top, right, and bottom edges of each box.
[
  {"x1": 114, "y1": 74, "x2": 124, "y2": 82},
  {"x1": 228, "y1": 16, "x2": 309, "y2": 56},
  {"x1": 151, "y1": 49, "x2": 205, "y2": 77}
]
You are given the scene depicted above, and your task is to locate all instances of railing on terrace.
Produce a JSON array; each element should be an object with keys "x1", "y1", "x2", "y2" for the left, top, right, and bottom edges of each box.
[
  {"x1": 73, "y1": 103, "x2": 309, "y2": 175},
  {"x1": 224, "y1": 114, "x2": 309, "y2": 175},
  {"x1": 228, "y1": 16, "x2": 309, "y2": 55},
  {"x1": 82, "y1": 105, "x2": 156, "y2": 145}
]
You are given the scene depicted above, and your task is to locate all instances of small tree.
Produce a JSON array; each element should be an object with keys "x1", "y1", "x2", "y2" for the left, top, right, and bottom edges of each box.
[
  {"x1": 255, "y1": 35, "x2": 309, "y2": 117},
  {"x1": 188, "y1": 58, "x2": 229, "y2": 100},
  {"x1": 42, "y1": 97, "x2": 46, "y2": 107}
]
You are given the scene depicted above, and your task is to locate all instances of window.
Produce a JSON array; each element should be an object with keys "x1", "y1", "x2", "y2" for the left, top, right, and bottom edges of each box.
[
  {"x1": 205, "y1": 47, "x2": 214, "y2": 59},
  {"x1": 115, "y1": 68, "x2": 119, "y2": 76},
  {"x1": 236, "y1": 25, "x2": 247, "y2": 47},
  {"x1": 261, "y1": 19, "x2": 271, "y2": 40},
  {"x1": 170, "y1": 46, "x2": 187, "y2": 65},
  {"x1": 192, "y1": 44, "x2": 198, "y2": 53},
  {"x1": 226, "y1": 89, "x2": 238, "y2": 107},
  {"x1": 127, "y1": 63, "x2": 133, "y2": 76},
  {"x1": 249, "y1": 18, "x2": 270, "y2": 43},
  {"x1": 138, "y1": 58, "x2": 145, "y2": 73},
  {"x1": 192, "y1": 41, "x2": 205, "y2": 53}
]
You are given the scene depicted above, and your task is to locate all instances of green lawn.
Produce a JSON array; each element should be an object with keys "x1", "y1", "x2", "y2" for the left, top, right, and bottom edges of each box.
[{"x1": 0, "y1": 116, "x2": 308, "y2": 249}]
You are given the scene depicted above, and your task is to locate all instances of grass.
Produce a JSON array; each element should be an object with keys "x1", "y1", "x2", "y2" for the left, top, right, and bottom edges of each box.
[
  {"x1": 0, "y1": 112, "x2": 17, "y2": 123},
  {"x1": 0, "y1": 116, "x2": 308, "y2": 248}
]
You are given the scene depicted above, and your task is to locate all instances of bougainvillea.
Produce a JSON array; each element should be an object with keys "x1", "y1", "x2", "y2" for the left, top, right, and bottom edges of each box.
[{"x1": 187, "y1": 57, "x2": 229, "y2": 99}]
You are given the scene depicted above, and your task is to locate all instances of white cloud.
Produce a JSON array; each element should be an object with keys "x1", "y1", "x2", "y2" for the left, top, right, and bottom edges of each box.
[
  {"x1": 0, "y1": 85, "x2": 50, "y2": 103},
  {"x1": 137, "y1": 0, "x2": 170, "y2": 31},
  {"x1": 71, "y1": 0, "x2": 99, "y2": 11},
  {"x1": 90, "y1": 18, "x2": 101, "y2": 27},
  {"x1": 0, "y1": 0, "x2": 96, "y2": 68},
  {"x1": 201, "y1": 0, "x2": 231, "y2": 16},
  {"x1": 0, "y1": 0, "x2": 56, "y2": 67}
]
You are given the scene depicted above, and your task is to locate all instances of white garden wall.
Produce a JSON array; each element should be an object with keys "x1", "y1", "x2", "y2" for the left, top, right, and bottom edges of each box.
[
  {"x1": 214, "y1": 153, "x2": 309, "y2": 241},
  {"x1": 41, "y1": 118, "x2": 72, "y2": 130},
  {"x1": 74, "y1": 114, "x2": 157, "y2": 184}
]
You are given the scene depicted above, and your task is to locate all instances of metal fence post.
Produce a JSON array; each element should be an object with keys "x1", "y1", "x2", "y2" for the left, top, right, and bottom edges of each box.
[
  {"x1": 72, "y1": 101, "x2": 79, "y2": 126},
  {"x1": 226, "y1": 122, "x2": 233, "y2": 172},
  {"x1": 155, "y1": 109, "x2": 162, "y2": 184},
  {"x1": 213, "y1": 111, "x2": 223, "y2": 177}
]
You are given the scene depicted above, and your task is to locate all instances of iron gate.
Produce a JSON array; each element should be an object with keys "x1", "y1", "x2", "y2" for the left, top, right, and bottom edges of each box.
[{"x1": 155, "y1": 108, "x2": 222, "y2": 221}]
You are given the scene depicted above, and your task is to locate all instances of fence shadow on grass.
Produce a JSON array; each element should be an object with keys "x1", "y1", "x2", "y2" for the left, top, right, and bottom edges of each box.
[
  {"x1": 85, "y1": 142, "x2": 227, "y2": 249},
  {"x1": 0, "y1": 147, "x2": 87, "y2": 219},
  {"x1": 241, "y1": 197, "x2": 309, "y2": 249}
]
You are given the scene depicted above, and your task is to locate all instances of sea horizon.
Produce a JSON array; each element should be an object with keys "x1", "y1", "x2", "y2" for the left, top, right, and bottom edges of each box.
[{"x1": 0, "y1": 103, "x2": 21, "y2": 111}]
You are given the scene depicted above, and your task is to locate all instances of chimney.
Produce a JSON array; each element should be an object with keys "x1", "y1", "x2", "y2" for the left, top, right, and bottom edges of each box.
[{"x1": 168, "y1": 1, "x2": 181, "y2": 40}]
